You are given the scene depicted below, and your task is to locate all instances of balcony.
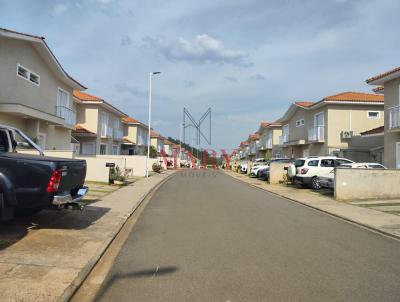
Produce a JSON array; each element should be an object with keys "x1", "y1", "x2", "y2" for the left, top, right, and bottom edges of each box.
[
  {"x1": 101, "y1": 124, "x2": 113, "y2": 138},
  {"x1": 56, "y1": 106, "x2": 76, "y2": 126},
  {"x1": 113, "y1": 128, "x2": 124, "y2": 140},
  {"x1": 279, "y1": 134, "x2": 289, "y2": 145},
  {"x1": 389, "y1": 105, "x2": 400, "y2": 130},
  {"x1": 308, "y1": 126, "x2": 325, "y2": 142}
]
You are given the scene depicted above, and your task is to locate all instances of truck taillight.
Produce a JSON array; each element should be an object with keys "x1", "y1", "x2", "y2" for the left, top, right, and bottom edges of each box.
[
  {"x1": 46, "y1": 169, "x2": 62, "y2": 193},
  {"x1": 301, "y1": 168, "x2": 309, "y2": 175}
]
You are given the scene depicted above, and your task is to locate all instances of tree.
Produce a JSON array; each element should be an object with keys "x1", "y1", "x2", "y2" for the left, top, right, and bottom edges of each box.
[{"x1": 149, "y1": 145, "x2": 158, "y2": 158}]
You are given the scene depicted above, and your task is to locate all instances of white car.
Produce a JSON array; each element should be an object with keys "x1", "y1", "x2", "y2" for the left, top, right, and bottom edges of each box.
[
  {"x1": 250, "y1": 162, "x2": 270, "y2": 177},
  {"x1": 291, "y1": 156, "x2": 354, "y2": 190},
  {"x1": 318, "y1": 162, "x2": 386, "y2": 189}
]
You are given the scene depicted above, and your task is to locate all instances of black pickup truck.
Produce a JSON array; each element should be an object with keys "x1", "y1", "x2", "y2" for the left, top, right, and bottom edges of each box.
[{"x1": 0, "y1": 125, "x2": 88, "y2": 221}]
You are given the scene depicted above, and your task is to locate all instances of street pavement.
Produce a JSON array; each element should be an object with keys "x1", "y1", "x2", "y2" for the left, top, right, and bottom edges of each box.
[{"x1": 96, "y1": 170, "x2": 400, "y2": 302}]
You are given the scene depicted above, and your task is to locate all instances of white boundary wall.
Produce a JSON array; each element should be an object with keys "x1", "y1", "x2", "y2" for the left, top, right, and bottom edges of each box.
[
  {"x1": 76, "y1": 155, "x2": 160, "y2": 182},
  {"x1": 335, "y1": 168, "x2": 400, "y2": 200}
]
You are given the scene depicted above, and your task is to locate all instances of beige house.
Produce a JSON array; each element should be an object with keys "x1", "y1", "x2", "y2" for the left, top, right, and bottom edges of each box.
[
  {"x1": 367, "y1": 67, "x2": 400, "y2": 168},
  {"x1": 276, "y1": 92, "x2": 384, "y2": 160},
  {"x1": 72, "y1": 91, "x2": 127, "y2": 155},
  {"x1": 256, "y1": 122, "x2": 282, "y2": 159},
  {"x1": 150, "y1": 131, "x2": 164, "y2": 155},
  {"x1": 0, "y1": 28, "x2": 86, "y2": 151},
  {"x1": 120, "y1": 116, "x2": 148, "y2": 155},
  {"x1": 238, "y1": 140, "x2": 250, "y2": 160},
  {"x1": 248, "y1": 133, "x2": 259, "y2": 161},
  {"x1": 163, "y1": 139, "x2": 174, "y2": 157}
]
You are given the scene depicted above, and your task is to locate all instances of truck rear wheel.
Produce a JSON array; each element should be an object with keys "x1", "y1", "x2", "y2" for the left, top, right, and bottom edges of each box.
[{"x1": 0, "y1": 192, "x2": 14, "y2": 222}]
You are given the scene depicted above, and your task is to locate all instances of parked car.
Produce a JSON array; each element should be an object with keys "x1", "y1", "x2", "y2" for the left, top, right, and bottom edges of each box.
[
  {"x1": 0, "y1": 125, "x2": 88, "y2": 221},
  {"x1": 240, "y1": 163, "x2": 248, "y2": 173},
  {"x1": 291, "y1": 156, "x2": 354, "y2": 190},
  {"x1": 249, "y1": 160, "x2": 269, "y2": 177},
  {"x1": 258, "y1": 158, "x2": 294, "y2": 180},
  {"x1": 318, "y1": 162, "x2": 387, "y2": 189}
]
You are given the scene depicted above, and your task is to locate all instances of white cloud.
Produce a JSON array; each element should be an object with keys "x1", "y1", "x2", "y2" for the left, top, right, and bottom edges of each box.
[{"x1": 143, "y1": 34, "x2": 252, "y2": 67}]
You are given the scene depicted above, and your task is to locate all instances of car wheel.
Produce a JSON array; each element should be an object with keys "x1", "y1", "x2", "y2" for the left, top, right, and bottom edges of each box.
[{"x1": 311, "y1": 177, "x2": 321, "y2": 190}]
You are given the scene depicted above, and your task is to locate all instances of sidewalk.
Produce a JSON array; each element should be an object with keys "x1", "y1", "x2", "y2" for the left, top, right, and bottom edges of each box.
[
  {"x1": 0, "y1": 171, "x2": 175, "y2": 302},
  {"x1": 224, "y1": 170, "x2": 400, "y2": 240}
]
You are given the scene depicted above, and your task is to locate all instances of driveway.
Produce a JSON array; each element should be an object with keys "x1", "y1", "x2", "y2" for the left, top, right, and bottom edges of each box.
[{"x1": 96, "y1": 170, "x2": 400, "y2": 301}]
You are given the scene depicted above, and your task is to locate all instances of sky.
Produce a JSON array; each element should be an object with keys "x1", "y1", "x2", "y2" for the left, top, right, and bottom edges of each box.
[{"x1": 1, "y1": 0, "x2": 399, "y2": 153}]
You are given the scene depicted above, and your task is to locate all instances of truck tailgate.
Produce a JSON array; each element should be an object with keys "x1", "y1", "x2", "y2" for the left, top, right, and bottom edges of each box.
[{"x1": 56, "y1": 160, "x2": 87, "y2": 194}]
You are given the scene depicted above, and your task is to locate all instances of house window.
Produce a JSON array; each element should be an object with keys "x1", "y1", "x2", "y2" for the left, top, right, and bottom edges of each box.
[
  {"x1": 57, "y1": 88, "x2": 70, "y2": 108},
  {"x1": 17, "y1": 65, "x2": 28, "y2": 79},
  {"x1": 368, "y1": 111, "x2": 380, "y2": 119},
  {"x1": 81, "y1": 143, "x2": 95, "y2": 155},
  {"x1": 17, "y1": 64, "x2": 40, "y2": 86},
  {"x1": 101, "y1": 112, "x2": 109, "y2": 137},
  {"x1": 296, "y1": 119, "x2": 305, "y2": 127},
  {"x1": 112, "y1": 145, "x2": 118, "y2": 155},
  {"x1": 100, "y1": 144, "x2": 107, "y2": 155}
]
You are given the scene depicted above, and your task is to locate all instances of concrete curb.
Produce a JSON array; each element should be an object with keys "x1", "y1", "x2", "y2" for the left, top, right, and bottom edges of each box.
[
  {"x1": 222, "y1": 170, "x2": 400, "y2": 242},
  {"x1": 59, "y1": 171, "x2": 177, "y2": 302}
]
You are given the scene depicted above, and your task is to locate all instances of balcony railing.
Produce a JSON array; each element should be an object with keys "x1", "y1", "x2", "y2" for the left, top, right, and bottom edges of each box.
[
  {"x1": 56, "y1": 106, "x2": 76, "y2": 126},
  {"x1": 389, "y1": 105, "x2": 400, "y2": 130},
  {"x1": 308, "y1": 126, "x2": 325, "y2": 142},
  {"x1": 101, "y1": 124, "x2": 113, "y2": 137}
]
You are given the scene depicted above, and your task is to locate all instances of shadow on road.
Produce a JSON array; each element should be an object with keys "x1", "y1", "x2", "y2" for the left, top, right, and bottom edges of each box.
[
  {"x1": 0, "y1": 205, "x2": 110, "y2": 251},
  {"x1": 95, "y1": 266, "x2": 178, "y2": 301}
]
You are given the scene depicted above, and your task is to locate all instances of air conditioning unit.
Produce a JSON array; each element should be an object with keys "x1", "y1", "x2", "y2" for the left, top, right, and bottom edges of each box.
[{"x1": 341, "y1": 131, "x2": 353, "y2": 139}]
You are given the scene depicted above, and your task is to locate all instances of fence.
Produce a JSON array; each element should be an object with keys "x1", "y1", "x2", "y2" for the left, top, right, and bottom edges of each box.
[
  {"x1": 334, "y1": 168, "x2": 400, "y2": 200},
  {"x1": 76, "y1": 155, "x2": 160, "y2": 182}
]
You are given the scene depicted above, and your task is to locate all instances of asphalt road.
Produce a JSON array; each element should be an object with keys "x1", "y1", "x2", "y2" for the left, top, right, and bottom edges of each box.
[{"x1": 96, "y1": 170, "x2": 400, "y2": 302}]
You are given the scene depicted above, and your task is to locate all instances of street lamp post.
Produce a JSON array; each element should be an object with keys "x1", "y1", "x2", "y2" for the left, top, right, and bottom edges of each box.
[{"x1": 145, "y1": 71, "x2": 161, "y2": 178}]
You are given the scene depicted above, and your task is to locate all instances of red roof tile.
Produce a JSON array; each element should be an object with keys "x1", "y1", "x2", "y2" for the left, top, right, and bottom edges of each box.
[
  {"x1": 295, "y1": 101, "x2": 315, "y2": 107},
  {"x1": 323, "y1": 92, "x2": 383, "y2": 103},
  {"x1": 366, "y1": 67, "x2": 400, "y2": 84},
  {"x1": 360, "y1": 126, "x2": 384, "y2": 136},
  {"x1": 122, "y1": 116, "x2": 140, "y2": 124},
  {"x1": 73, "y1": 91, "x2": 102, "y2": 102},
  {"x1": 150, "y1": 130, "x2": 161, "y2": 138},
  {"x1": 372, "y1": 86, "x2": 384, "y2": 93},
  {"x1": 73, "y1": 124, "x2": 96, "y2": 135},
  {"x1": 249, "y1": 133, "x2": 259, "y2": 140},
  {"x1": 123, "y1": 138, "x2": 136, "y2": 144}
]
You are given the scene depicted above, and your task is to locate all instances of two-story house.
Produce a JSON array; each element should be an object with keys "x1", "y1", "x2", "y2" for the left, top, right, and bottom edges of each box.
[
  {"x1": 72, "y1": 91, "x2": 127, "y2": 155},
  {"x1": 0, "y1": 28, "x2": 86, "y2": 152},
  {"x1": 276, "y1": 92, "x2": 384, "y2": 160},
  {"x1": 239, "y1": 140, "x2": 250, "y2": 160},
  {"x1": 150, "y1": 131, "x2": 165, "y2": 155},
  {"x1": 367, "y1": 67, "x2": 400, "y2": 168},
  {"x1": 120, "y1": 116, "x2": 148, "y2": 155},
  {"x1": 163, "y1": 139, "x2": 174, "y2": 157},
  {"x1": 256, "y1": 122, "x2": 282, "y2": 159},
  {"x1": 248, "y1": 133, "x2": 259, "y2": 161}
]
